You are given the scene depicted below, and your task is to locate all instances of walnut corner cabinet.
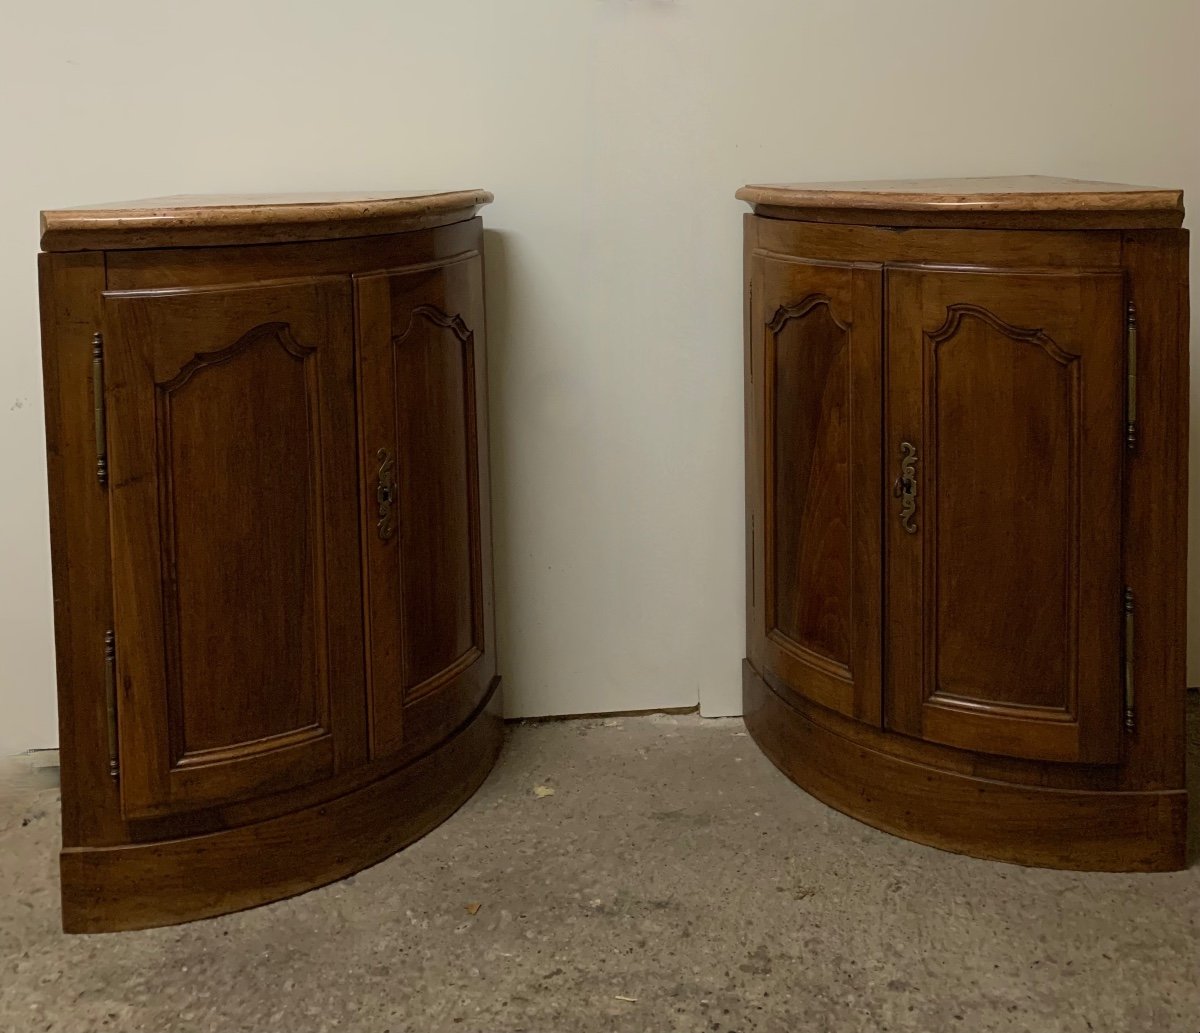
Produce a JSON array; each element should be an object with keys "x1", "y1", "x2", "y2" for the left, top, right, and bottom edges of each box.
[
  {"x1": 39, "y1": 190, "x2": 502, "y2": 931},
  {"x1": 737, "y1": 176, "x2": 1189, "y2": 872}
]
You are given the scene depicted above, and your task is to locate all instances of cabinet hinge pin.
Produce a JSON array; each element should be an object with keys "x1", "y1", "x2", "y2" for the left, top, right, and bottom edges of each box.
[
  {"x1": 91, "y1": 332, "x2": 108, "y2": 486},
  {"x1": 750, "y1": 513, "x2": 756, "y2": 602},
  {"x1": 1125, "y1": 301, "x2": 1137, "y2": 451},
  {"x1": 103, "y1": 629, "x2": 119, "y2": 780},
  {"x1": 748, "y1": 282, "x2": 754, "y2": 384},
  {"x1": 1122, "y1": 587, "x2": 1135, "y2": 733}
]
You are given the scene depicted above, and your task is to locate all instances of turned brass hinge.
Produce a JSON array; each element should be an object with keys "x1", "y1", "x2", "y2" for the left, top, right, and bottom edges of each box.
[
  {"x1": 1123, "y1": 588, "x2": 1135, "y2": 733},
  {"x1": 91, "y1": 332, "x2": 108, "y2": 486},
  {"x1": 1125, "y1": 301, "x2": 1137, "y2": 451},
  {"x1": 103, "y1": 629, "x2": 119, "y2": 780}
]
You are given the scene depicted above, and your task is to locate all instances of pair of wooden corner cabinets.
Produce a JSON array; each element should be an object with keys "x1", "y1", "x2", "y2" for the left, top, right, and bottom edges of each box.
[{"x1": 39, "y1": 177, "x2": 1189, "y2": 933}]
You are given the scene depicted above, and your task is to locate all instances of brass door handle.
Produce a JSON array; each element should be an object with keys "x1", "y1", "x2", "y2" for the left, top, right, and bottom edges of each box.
[
  {"x1": 894, "y1": 441, "x2": 918, "y2": 534},
  {"x1": 376, "y1": 448, "x2": 396, "y2": 541}
]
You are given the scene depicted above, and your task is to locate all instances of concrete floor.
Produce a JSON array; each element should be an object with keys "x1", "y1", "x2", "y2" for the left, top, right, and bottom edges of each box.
[{"x1": 2, "y1": 704, "x2": 1198, "y2": 1033}]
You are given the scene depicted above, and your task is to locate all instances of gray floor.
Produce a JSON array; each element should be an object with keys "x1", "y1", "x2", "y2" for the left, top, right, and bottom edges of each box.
[{"x1": 2, "y1": 704, "x2": 1198, "y2": 1033}]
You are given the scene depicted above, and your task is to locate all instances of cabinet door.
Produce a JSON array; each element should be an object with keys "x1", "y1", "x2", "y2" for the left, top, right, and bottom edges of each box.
[
  {"x1": 356, "y1": 253, "x2": 496, "y2": 757},
  {"x1": 103, "y1": 278, "x2": 367, "y2": 819},
  {"x1": 747, "y1": 253, "x2": 883, "y2": 722},
  {"x1": 885, "y1": 267, "x2": 1125, "y2": 763}
]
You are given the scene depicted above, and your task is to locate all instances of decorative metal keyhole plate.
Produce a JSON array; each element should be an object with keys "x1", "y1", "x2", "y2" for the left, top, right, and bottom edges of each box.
[
  {"x1": 896, "y1": 441, "x2": 918, "y2": 534},
  {"x1": 376, "y1": 448, "x2": 397, "y2": 541}
]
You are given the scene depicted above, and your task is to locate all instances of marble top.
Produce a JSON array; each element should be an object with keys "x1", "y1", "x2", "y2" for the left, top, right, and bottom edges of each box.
[
  {"x1": 40, "y1": 190, "x2": 493, "y2": 250},
  {"x1": 736, "y1": 176, "x2": 1182, "y2": 214}
]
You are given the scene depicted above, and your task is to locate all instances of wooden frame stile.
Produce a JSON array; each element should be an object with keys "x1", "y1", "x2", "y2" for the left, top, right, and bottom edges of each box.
[
  {"x1": 39, "y1": 249, "x2": 124, "y2": 851},
  {"x1": 1118, "y1": 229, "x2": 1189, "y2": 795}
]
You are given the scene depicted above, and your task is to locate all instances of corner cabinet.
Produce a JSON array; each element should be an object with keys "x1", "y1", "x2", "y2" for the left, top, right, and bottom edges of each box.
[
  {"x1": 739, "y1": 176, "x2": 1189, "y2": 871},
  {"x1": 39, "y1": 191, "x2": 502, "y2": 930}
]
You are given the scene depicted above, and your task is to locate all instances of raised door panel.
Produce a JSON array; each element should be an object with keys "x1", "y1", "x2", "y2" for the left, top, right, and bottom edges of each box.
[
  {"x1": 885, "y1": 267, "x2": 1124, "y2": 763},
  {"x1": 103, "y1": 278, "x2": 366, "y2": 819},
  {"x1": 748, "y1": 252, "x2": 882, "y2": 722},
  {"x1": 356, "y1": 252, "x2": 496, "y2": 757}
]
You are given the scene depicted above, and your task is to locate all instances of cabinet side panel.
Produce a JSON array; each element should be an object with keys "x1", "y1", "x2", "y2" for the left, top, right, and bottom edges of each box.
[
  {"x1": 39, "y1": 251, "x2": 126, "y2": 847},
  {"x1": 1120, "y1": 230, "x2": 1189, "y2": 791}
]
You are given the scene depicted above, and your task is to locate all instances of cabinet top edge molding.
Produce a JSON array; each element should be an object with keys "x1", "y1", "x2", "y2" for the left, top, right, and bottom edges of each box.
[
  {"x1": 737, "y1": 176, "x2": 1184, "y2": 229},
  {"x1": 40, "y1": 189, "x2": 494, "y2": 252}
]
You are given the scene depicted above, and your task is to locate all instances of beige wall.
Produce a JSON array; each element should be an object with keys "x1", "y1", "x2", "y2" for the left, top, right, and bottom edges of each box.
[{"x1": 1, "y1": 0, "x2": 1197, "y2": 751}]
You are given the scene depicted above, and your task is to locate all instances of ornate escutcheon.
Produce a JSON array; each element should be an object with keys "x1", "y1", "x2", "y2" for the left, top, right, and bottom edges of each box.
[
  {"x1": 376, "y1": 447, "x2": 397, "y2": 541},
  {"x1": 894, "y1": 441, "x2": 918, "y2": 534}
]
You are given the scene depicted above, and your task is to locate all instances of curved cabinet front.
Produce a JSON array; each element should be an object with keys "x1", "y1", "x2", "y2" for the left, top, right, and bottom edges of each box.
[
  {"x1": 740, "y1": 188, "x2": 1189, "y2": 872},
  {"x1": 39, "y1": 193, "x2": 502, "y2": 931},
  {"x1": 60, "y1": 695, "x2": 503, "y2": 933}
]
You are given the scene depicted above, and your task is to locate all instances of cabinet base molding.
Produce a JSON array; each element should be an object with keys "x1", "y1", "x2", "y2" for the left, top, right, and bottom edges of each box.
[
  {"x1": 60, "y1": 681, "x2": 503, "y2": 933},
  {"x1": 744, "y1": 662, "x2": 1186, "y2": 873}
]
